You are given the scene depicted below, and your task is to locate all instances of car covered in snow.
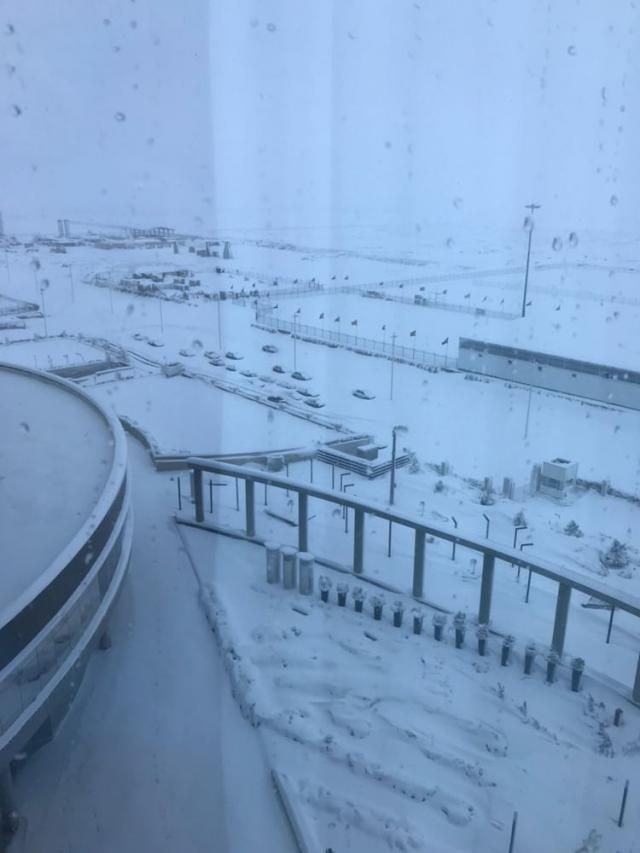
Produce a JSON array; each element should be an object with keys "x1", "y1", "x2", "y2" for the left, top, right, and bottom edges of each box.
[
  {"x1": 262, "y1": 344, "x2": 279, "y2": 354},
  {"x1": 267, "y1": 394, "x2": 285, "y2": 404},
  {"x1": 353, "y1": 388, "x2": 375, "y2": 400},
  {"x1": 204, "y1": 350, "x2": 219, "y2": 359},
  {"x1": 303, "y1": 398, "x2": 325, "y2": 409},
  {"x1": 225, "y1": 364, "x2": 237, "y2": 372},
  {"x1": 178, "y1": 348, "x2": 195, "y2": 358},
  {"x1": 132, "y1": 332, "x2": 147, "y2": 342},
  {"x1": 240, "y1": 369, "x2": 257, "y2": 378},
  {"x1": 258, "y1": 374, "x2": 274, "y2": 383},
  {"x1": 146, "y1": 339, "x2": 165, "y2": 348},
  {"x1": 276, "y1": 381, "x2": 296, "y2": 390},
  {"x1": 297, "y1": 387, "x2": 319, "y2": 398},
  {"x1": 291, "y1": 371, "x2": 311, "y2": 381},
  {"x1": 272, "y1": 364, "x2": 286, "y2": 374},
  {"x1": 225, "y1": 351, "x2": 243, "y2": 360}
]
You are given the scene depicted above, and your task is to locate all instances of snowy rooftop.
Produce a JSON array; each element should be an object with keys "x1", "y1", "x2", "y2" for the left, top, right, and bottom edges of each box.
[{"x1": 0, "y1": 364, "x2": 113, "y2": 619}]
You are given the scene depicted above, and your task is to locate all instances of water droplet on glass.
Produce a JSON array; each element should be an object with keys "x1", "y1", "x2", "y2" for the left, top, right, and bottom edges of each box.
[
  {"x1": 19, "y1": 421, "x2": 30, "y2": 433},
  {"x1": 567, "y1": 45, "x2": 577, "y2": 56},
  {"x1": 552, "y1": 237, "x2": 563, "y2": 251},
  {"x1": 192, "y1": 339, "x2": 203, "y2": 351},
  {"x1": 11, "y1": 104, "x2": 22, "y2": 117},
  {"x1": 568, "y1": 232, "x2": 579, "y2": 247},
  {"x1": 266, "y1": 22, "x2": 277, "y2": 32},
  {"x1": 114, "y1": 111, "x2": 126, "y2": 122},
  {"x1": 453, "y1": 197, "x2": 463, "y2": 209},
  {"x1": 126, "y1": 303, "x2": 135, "y2": 315},
  {"x1": 610, "y1": 194, "x2": 619, "y2": 206}
]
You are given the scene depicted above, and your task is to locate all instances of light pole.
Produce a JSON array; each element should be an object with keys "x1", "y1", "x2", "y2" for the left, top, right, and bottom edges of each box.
[
  {"x1": 217, "y1": 297, "x2": 223, "y2": 350},
  {"x1": 389, "y1": 424, "x2": 408, "y2": 506},
  {"x1": 40, "y1": 282, "x2": 49, "y2": 336},
  {"x1": 293, "y1": 308, "x2": 301, "y2": 369},
  {"x1": 522, "y1": 202, "x2": 541, "y2": 318},
  {"x1": 523, "y1": 387, "x2": 533, "y2": 439},
  {"x1": 389, "y1": 333, "x2": 397, "y2": 401}
]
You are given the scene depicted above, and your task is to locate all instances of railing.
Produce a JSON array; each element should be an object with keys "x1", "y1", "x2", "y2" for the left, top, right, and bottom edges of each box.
[{"x1": 185, "y1": 457, "x2": 640, "y2": 703}]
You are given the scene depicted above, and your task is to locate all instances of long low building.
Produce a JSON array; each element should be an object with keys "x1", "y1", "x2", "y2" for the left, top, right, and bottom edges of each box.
[
  {"x1": 0, "y1": 362, "x2": 132, "y2": 831},
  {"x1": 457, "y1": 337, "x2": 640, "y2": 410}
]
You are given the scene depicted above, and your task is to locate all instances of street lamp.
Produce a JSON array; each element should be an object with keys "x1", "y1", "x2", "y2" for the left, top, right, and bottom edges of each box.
[
  {"x1": 522, "y1": 203, "x2": 541, "y2": 318},
  {"x1": 389, "y1": 425, "x2": 409, "y2": 506},
  {"x1": 293, "y1": 307, "x2": 301, "y2": 369},
  {"x1": 39, "y1": 281, "x2": 49, "y2": 337}
]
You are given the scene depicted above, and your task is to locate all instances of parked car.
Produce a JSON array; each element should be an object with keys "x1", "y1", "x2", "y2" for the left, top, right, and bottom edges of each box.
[
  {"x1": 291, "y1": 371, "x2": 311, "y2": 381},
  {"x1": 179, "y1": 349, "x2": 195, "y2": 358},
  {"x1": 262, "y1": 344, "x2": 279, "y2": 354},
  {"x1": 304, "y1": 398, "x2": 325, "y2": 409},
  {"x1": 267, "y1": 394, "x2": 285, "y2": 404},
  {"x1": 272, "y1": 364, "x2": 286, "y2": 374},
  {"x1": 353, "y1": 388, "x2": 375, "y2": 400},
  {"x1": 297, "y1": 387, "x2": 319, "y2": 398},
  {"x1": 204, "y1": 350, "x2": 219, "y2": 359},
  {"x1": 132, "y1": 332, "x2": 146, "y2": 341},
  {"x1": 276, "y1": 381, "x2": 296, "y2": 390},
  {"x1": 225, "y1": 365, "x2": 237, "y2": 372},
  {"x1": 147, "y1": 339, "x2": 165, "y2": 348},
  {"x1": 225, "y1": 351, "x2": 243, "y2": 360},
  {"x1": 208, "y1": 358, "x2": 224, "y2": 367},
  {"x1": 258, "y1": 374, "x2": 275, "y2": 383},
  {"x1": 240, "y1": 369, "x2": 257, "y2": 378}
]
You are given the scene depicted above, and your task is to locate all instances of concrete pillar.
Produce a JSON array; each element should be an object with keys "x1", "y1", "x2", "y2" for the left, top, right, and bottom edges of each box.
[
  {"x1": 298, "y1": 492, "x2": 308, "y2": 552},
  {"x1": 633, "y1": 653, "x2": 640, "y2": 704},
  {"x1": 298, "y1": 552, "x2": 314, "y2": 595},
  {"x1": 353, "y1": 509, "x2": 365, "y2": 575},
  {"x1": 412, "y1": 528, "x2": 426, "y2": 598},
  {"x1": 245, "y1": 478, "x2": 255, "y2": 537},
  {"x1": 281, "y1": 546, "x2": 297, "y2": 589},
  {"x1": 551, "y1": 582, "x2": 572, "y2": 656},
  {"x1": 265, "y1": 541, "x2": 281, "y2": 584},
  {"x1": 194, "y1": 468, "x2": 204, "y2": 522},
  {"x1": 478, "y1": 552, "x2": 495, "y2": 625}
]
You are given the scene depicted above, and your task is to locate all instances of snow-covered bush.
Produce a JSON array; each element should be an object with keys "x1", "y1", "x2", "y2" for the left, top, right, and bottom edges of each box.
[
  {"x1": 600, "y1": 538, "x2": 630, "y2": 571},
  {"x1": 564, "y1": 520, "x2": 584, "y2": 538},
  {"x1": 513, "y1": 510, "x2": 527, "y2": 527},
  {"x1": 434, "y1": 479, "x2": 445, "y2": 493}
]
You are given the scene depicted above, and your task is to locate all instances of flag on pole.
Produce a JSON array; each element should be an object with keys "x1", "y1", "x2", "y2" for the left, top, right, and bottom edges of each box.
[
  {"x1": 319, "y1": 313, "x2": 325, "y2": 319},
  {"x1": 409, "y1": 330, "x2": 416, "y2": 337},
  {"x1": 351, "y1": 319, "x2": 358, "y2": 326},
  {"x1": 334, "y1": 316, "x2": 340, "y2": 322},
  {"x1": 441, "y1": 336, "x2": 449, "y2": 345}
]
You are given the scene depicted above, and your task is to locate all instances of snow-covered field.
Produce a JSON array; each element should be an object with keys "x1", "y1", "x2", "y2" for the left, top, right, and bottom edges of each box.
[{"x1": 3, "y1": 233, "x2": 640, "y2": 851}]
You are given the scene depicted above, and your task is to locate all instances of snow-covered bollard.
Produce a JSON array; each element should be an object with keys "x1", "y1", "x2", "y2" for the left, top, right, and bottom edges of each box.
[
  {"x1": 352, "y1": 586, "x2": 366, "y2": 613},
  {"x1": 570, "y1": 657, "x2": 585, "y2": 692},
  {"x1": 453, "y1": 611, "x2": 466, "y2": 649},
  {"x1": 524, "y1": 642, "x2": 536, "y2": 675},
  {"x1": 433, "y1": 612, "x2": 446, "y2": 641},
  {"x1": 392, "y1": 600, "x2": 404, "y2": 628},
  {"x1": 371, "y1": 594, "x2": 384, "y2": 621},
  {"x1": 546, "y1": 649, "x2": 559, "y2": 684},
  {"x1": 281, "y1": 546, "x2": 298, "y2": 590},
  {"x1": 298, "y1": 552, "x2": 314, "y2": 595},
  {"x1": 501, "y1": 635, "x2": 515, "y2": 667},
  {"x1": 337, "y1": 582, "x2": 349, "y2": 607},
  {"x1": 265, "y1": 541, "x2": 281, "y2": 584},
  {"x1": 412, "y1": 609, "x2": 424, "y2": 635},
  {"x1": 476, "y1": 624, "x2": 489, "y2": 656},
  {"x1": 319, "y1": 575, "x2": 332, "y2": 603}
]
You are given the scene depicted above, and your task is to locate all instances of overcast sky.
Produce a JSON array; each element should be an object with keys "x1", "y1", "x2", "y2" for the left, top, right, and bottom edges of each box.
[{"x1": 1, "y1": 0, "x2": 638, "y2": 239}]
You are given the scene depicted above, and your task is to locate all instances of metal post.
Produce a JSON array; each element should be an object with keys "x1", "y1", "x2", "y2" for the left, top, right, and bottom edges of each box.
[
  {"x1": 389, "y1": 333, "x2": 396, "y2": 400},
  {"x1": 523, "y1": 387, "x2": 533, "y2": 439},
  {"x1": 209, "y1": 479, "x2": 213, "y2": 513},
  {"x1": 389, "y1": 429, "x2": 398, "y2": 505},
  {"x1": 551, "y1": 582, "x2": 571, "y2": 656},
  {"x1": 508, "y1": 811, "x2": 518, "y2": 853},
  {"x1": 344, "y1": 506, "x2": 349, "y2": 533},
  {"x1": 606, "y1": 606, "x2": 615, "y2": 644},
  {"x1": 194, "y1": 468, "x2": 204, "y2": 522},
  {"x1": 353, "y1": 509, "x2": 364, "y2": 574},
  {"x1": 478, "y1": 553, "x2": 495, "y2": 625},
  {"x1": 451, "y1": 516, "x2": 458, "y2": 561},
  {"x1": 387, "y1": 519, "x2": 392, "y2": 558},
  {"x1": 293, "y1": 314, "x2": 297, "y2": 369},
  {"x1": 483, "y1": 512, "x2": 490, "y2": 539},
  {"x1": 264, "y1": 482, "x2": 268, "y2": 505},
  {"x1": 177, "y1": 477, "x2": 182, "y2": 511},
  {"x1": 632, "y1": 653, "x2": 640, "y2": 704},
  {"x1": 298, "y1": 492, "x2": 308, "y2": 552},
  {"x1": 618, "y1": 780, "x2": 629, "y2": 828},
  {"x1": 413, "y1": 528, "x2": 426, "y2": 598},
  {"x1": 331, "y1": 464, "x2": 335, "y2": 489},
  {"x1": 217, "y1": 298, "x2": 222, "y2": 349},
  {"x1": 522, "y1": 202, "x2": 540, "y2": 318},
  {"x1": 525, "y1": 569, "x2": 533, "y2": 603},
  {"x1": 235, "y1": 477, "x2": 240, "y2": 511},
  {"x1": 158, "y1": 298, "x2": 164, "y2": 333},
  {"x1": 245, "y1": 479, "x2": 255, "y2": 537},
  {"x1": 309, "y1": 458, "x2": 314, "y2": 483}
]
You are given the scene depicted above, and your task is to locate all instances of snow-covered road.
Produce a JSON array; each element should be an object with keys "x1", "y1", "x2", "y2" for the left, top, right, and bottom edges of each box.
[{"x1": 12, "y1": 437, "x2": 296, "y2": 853}]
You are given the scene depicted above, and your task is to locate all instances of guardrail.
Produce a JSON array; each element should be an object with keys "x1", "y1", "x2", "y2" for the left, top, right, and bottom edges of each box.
[{"x1": 185, "y1": 457, "x2": 640, "y2": 703}]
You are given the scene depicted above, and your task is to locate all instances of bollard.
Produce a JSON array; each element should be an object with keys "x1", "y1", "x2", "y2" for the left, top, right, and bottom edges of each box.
[
  {"x1": 281, "y1": 546, "x2": 297, "y2": 590},
  {"x1": 546, "y1": 650, "x2": 559, "y2": 684},
  {"x1": 501, "y1": 635, "x2": 515, "y2": 667},
  {"x1": 524, "y1": 643, "x2": 536, "y2": 675},
  {"x1": 614, "y1": 708, "x2": 624, "y2": 727},
  {"x1": 265, "y1": 541, "x2": 281, "y2": 584},
  {"x1": 570, "y1": 657, "x2": 585, "y2": 692},
  {"x1": 298, "y1": 552, "x2": 314, "y2": 595}
]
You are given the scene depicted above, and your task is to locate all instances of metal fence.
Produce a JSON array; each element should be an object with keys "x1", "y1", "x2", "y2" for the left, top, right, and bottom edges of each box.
[
  {"x1": 184, "y1": 457, "x2": 640, "y2": 703},
  {"x1": 255, "y1": 312, "x2": 453, "y2": 368}
]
